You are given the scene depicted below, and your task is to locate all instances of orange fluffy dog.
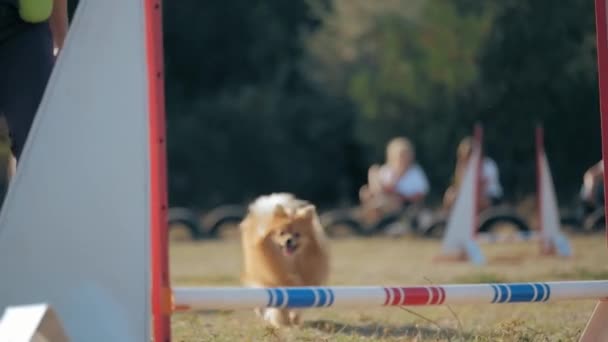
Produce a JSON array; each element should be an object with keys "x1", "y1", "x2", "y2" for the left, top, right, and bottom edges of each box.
[{"x1": 240, "y1": 193, "x2": 330, "y2": 327}]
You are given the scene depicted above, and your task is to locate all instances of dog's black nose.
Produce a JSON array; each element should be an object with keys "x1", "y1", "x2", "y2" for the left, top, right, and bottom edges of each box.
[{"x1": 286, "y1": 238, "x2": 294, "y2": 247}]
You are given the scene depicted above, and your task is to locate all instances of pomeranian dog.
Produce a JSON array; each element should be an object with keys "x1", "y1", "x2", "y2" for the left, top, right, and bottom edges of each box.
[{"x1": 240, "y1": 193, "x2": 330, "y2": 327}]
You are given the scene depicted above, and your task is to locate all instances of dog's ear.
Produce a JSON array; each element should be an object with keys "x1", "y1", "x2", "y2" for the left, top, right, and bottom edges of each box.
[
  {"x1": 274, "y1": 204, "x2": 289, "y2": 219},
  {"x1": 296, "y1": 204, "x2": 316, "y2": 221}
]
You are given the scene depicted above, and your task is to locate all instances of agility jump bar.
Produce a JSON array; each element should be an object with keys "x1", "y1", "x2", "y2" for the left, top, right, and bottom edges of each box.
[{"x1": 172, "y1": 280, "x2": 608, "y2": 311}]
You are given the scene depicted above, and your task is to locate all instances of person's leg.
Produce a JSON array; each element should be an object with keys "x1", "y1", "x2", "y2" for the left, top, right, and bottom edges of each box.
[{"x1": 0, "y1": 22, "x2": 54, "y2": 164}]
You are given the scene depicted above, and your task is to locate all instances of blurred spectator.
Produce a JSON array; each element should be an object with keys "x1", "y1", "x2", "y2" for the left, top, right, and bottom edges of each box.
[
  {"x1": 443, "y1": 136, "x2": 503, "y2": 212},
  {"x1": 359, "y1": 137, "x2": 429, "y2": 218},
  {"x1": 580, "y1": 160, "x2": 604, "y2": 213}
]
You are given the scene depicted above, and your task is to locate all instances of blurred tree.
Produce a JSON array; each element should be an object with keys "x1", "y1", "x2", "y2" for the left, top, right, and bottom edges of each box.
[
  {"x1": 62, "y1": 0, "x2": 604, "y2": 209},
  {"x1": 306, "y1": 0, "x2": 496, "y2": 201},
  {"x1": 163, "y1": 0, "x2": 323, "y2": 98},
  {"x1": 306, "y1": 0, "x2": 600, "y2": 204},
  {"x1": 474, "y1": 0, "x2": 600, "y2": 201},
  {"x1": 163, "y1": 0, "x2": 359, "y2": 209}
]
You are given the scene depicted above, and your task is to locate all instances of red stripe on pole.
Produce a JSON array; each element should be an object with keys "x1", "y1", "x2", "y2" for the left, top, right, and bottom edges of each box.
[
  {"x1": 401, "y1": 287, "x2": 430, "y2": 305},
  {"x1": 429, "y1": 287, "x2": 440, "y2": 304},
  {"x1": 594, "y1": 0, "x2": 608, "y2": 246},
  {"x1": 383, "y1": 287, "x2": 391, "y2": 305},
  {"x1": 144, "y1": 0, "x2": 171, "y2": 341},
  {"x1": 438, "y1": 287, "x2": 446, "y2": 304},
  {"x1": 391, "y1": 288, "x2": 403, "y2": 306}
]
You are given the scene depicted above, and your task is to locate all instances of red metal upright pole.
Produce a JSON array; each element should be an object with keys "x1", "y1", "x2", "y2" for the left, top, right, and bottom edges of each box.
[
  {"x1": 594, "y1": 0, "x2": 608, "y2": 246},
  {"x1": 144, "y1": 0, "x2": 171, "y2": 340}
]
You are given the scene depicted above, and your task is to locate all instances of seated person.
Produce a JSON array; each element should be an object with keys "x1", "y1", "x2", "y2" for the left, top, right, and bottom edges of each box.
[
  {"x1": 580, "y1": 159, "x2": 604, "y2": 213},
  {"x1": 443, "y1": 137, "x2": 503, "y2": 213},
  {"x1": 360, "y1": 137, "x2": 430, "y2": 217}
]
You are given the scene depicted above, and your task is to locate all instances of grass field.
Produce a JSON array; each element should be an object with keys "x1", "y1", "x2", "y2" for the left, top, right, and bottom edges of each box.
[{"x1": 170, "y1": 233, "x2": 608, "y2": 341}]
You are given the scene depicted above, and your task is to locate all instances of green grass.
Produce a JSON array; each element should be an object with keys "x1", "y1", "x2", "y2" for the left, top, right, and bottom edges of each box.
[{"x1": 170, "y1": 234, "x2": 607, "y2": 341}]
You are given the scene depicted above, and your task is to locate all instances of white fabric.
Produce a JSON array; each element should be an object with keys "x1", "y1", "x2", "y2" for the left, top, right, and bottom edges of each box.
[
  {"x1": 379, "y1": 164, "x2": 429, "y2": 197},
  {"x1": 482, "y1": 157, "x2": 502, "y2": 198}
]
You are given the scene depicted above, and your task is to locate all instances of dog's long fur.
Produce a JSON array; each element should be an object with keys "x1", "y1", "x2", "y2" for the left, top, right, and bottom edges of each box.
[{"x1": 240, "y1": 193, "x2": 330, "y2": 327}]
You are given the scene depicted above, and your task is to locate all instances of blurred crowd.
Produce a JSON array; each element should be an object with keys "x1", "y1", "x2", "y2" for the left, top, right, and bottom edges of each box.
[{"x1": 359, "y1": 136, "x2": 604, "y2": 217}]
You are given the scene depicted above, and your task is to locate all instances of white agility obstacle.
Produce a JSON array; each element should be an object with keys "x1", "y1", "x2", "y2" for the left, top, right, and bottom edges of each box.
[
  {"x1": 0, "y1": 0, "x2": 607, "y2": 341},
  {"x1": 438, "y1": 124, "x2": 572, "y2": 264},
  {"x1": 439, "y1": 124, "x2": 485, "y2": 265},
  {"x1": 0, "y1": 304, "x2": 69, "y2": 342},
  {"x1": 535, "y1": 126, "x2": 572, "y2": 256}
]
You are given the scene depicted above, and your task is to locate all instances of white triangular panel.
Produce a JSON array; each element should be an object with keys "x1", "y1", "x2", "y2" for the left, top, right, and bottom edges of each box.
[
  {"x1": 539, "y1": 152, "x2": 572, "y2": 256},
  {"x1": 441, "y1": 144, "x2": 485, "y2": 265},
  {"x1": 0, "y1": 1, "x2": 150, "y2": 341},
  {"x1": 0, "y1": 304, "x2": 69, "y2": 342}
]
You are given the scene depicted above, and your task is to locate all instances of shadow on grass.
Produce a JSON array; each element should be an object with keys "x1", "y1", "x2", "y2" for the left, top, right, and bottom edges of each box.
[{"x1": 305, "y1": 319, "x2": 467, "y2": 340}]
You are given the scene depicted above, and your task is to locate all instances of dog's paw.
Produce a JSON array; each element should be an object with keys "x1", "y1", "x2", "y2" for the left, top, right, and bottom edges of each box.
[
  {"x1": 254, "y1": 307, "x2": 265, "y2": 319},
  {"x1": 264, "y1": 308, "x2": 290, "y2": 328},
  {"x1": 289, "y1": 310, "x2": 302, "y2": 326}
]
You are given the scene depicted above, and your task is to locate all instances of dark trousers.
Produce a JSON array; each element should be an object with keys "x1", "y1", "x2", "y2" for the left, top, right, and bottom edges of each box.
[{"x1": 0, "y1": 22, "x2": 54, "y2": 160}]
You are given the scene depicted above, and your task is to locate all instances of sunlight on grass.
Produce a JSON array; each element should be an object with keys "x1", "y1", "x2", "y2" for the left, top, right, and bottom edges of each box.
[{"x1": 170, "y1": 234, "x2": 605, "y2": 341}]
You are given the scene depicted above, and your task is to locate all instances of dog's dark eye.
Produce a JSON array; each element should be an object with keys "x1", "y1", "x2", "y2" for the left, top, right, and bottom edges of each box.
[
  {"x1": 280, "y1": 231, "x2": 287, "y2": 236},
  {"x1": 293, "y1": 232, "x2": 300, "y2": 238}
]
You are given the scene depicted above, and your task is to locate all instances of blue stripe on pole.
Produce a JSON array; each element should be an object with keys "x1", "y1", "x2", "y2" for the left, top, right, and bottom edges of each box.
[
  {"x1": 497, "y1": 284, "x2": 509, "y2": 303},
  {"x1": 264, "y1": 287, "x2": 337, "y2": 308},
  {"x1": 489, "y1": 283, "x2": 552, "y2": 303},
  {"x1": 266, "y1": 288, "x2": 274, "y2": 307},
  {"x1": 274, "y1": 288, "x2": 285, "y2": 307},
  {"x1": 319, "y1": 287, "x2": 329, "y2": 307},
  {"x1": 532, "y1": 283, "x2": 544, "y2": 302},
  {"x1": 316, "y1": 288, "x2": 327, "y2": 307},
  {"x1": 491, "y1": 284, "x2": 499, "y2": 303},
  {"x1": 507, "y1": 284, "x2": 537, "y2": 303},
  {"x1": 284, "y1": 288, "x2": 317, "y2": 308}
]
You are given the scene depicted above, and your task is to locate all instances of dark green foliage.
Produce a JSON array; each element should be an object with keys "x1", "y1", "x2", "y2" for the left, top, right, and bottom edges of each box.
[
  {"x1": 66, "y1": 0, "x2": 604, "y2": 209},
  {"x1": 475, "y1": 0, "x2": 600, "y2": 200},
  {"x1": 162, "y1": 0, "x2": 362, "y2": 208}
]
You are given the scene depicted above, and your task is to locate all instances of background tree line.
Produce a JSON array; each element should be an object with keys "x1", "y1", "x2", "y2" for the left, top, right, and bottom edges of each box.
[{"x1": 60, "y1": 0, "x2": 602, "y2": 210}]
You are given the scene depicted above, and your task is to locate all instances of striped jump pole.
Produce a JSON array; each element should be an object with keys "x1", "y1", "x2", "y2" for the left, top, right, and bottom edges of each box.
[{"x1": 172, "y1": 280, "x2": 608, "y2": 312}]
